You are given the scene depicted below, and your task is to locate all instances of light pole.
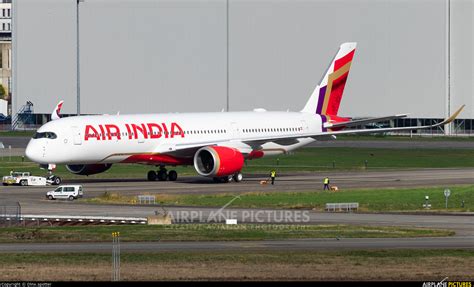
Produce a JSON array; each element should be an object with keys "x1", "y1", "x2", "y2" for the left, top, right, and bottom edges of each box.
[
  {"x1": 445, "y1": 0, "x2": 451, "y2": 135},
  {"x1": 76, "y1": 0, "x2": 84, "y2": 116},
  {"x1": 226, "y1": 0, "x2": 229, "y2": 112}
]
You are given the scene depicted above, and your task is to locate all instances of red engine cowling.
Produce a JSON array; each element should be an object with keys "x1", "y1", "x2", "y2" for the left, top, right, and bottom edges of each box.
[
  {"x1": 193, "y1": 146, "x2": 244, "y2": 177},
  {"x1": 66, "y1": 164, "x2": 112, "y2": 175}
]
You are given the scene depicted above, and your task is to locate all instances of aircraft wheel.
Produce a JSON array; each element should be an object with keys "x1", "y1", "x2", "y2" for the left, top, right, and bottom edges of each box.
[
  {"x1": 233, "y1": 172, "x2": 243, "y2": 182},
  {"x1": 157, "y1": 169, "x2": 168, "y2": 181},
  {"x1": 53, "y1": 176, "x2": 62, "y2": 185},
  {"x1": 168, "y1": 170, "x2": 178, "y2": 181},
  {"x1": 147, "y1": 170, "x2": 157, "y2": 181}
]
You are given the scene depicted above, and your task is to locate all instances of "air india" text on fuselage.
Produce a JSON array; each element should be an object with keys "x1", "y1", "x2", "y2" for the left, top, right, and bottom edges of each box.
[{"x1": 84, "y1": 122, "x2": 184, "y2": 141}]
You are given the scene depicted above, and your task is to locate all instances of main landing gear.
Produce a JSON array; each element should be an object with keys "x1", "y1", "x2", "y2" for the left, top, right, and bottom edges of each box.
[
  {"x1": 147, "y1": 167, "x2": 178, "y2": 182},
  {"x1": 213, "y1": 172, "x2": 243, "y2": 183}
]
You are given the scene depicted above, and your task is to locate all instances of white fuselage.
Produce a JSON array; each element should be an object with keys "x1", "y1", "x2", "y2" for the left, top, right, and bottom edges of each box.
[{"x1": 25, "y1": 111, "x2": 324, "y2": 165}]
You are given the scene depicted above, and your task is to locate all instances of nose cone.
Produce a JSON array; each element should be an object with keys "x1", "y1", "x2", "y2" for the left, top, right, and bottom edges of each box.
[{"x1": 25, "y1": 139, "x2": 43, "y2": 163}]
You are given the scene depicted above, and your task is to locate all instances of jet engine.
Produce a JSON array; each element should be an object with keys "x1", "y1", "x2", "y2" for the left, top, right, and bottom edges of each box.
[
  {"x1": 193, "y1": 146, "x2": 244, "y2": 177},
  {"x1": 66, "y1": 164, "x2": 113, "y2": 176}
]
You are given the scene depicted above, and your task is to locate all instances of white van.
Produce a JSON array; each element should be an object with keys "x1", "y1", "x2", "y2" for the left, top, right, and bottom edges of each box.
[{"x1": 46, "y1": 185, "x2": 83, "y2": 200}]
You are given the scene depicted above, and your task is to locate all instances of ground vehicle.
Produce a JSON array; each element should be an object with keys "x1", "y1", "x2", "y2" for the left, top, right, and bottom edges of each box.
[
  {"x1": 3, "y1": 171, "x2": 46, "y2": 186},
  {"x1": 46, "y1": 185, "x2": 83, "y2": 200},
  {"x1": 0, "y1": 114, "x2": 11, "y2": 124},
  {"x1": 2, "y1": 171, "x2": 61, "y2": 186}
]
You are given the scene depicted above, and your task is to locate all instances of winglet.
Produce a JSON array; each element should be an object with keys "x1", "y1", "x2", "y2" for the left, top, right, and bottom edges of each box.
[
  {"x1": 51, "y1": 100, "x2": 64, "y2": 121},
  {"x1": 441, "y1": 105, "x2": 465, "y2": 125}
]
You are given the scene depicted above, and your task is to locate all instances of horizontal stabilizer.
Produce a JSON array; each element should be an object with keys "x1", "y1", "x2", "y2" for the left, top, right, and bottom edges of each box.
[
  {"x1": 324, "y1": 114, "x2": 408, "y2": 129},
  {"x1": 237, "y1": 105, "x2": 465, "y2": 147}
]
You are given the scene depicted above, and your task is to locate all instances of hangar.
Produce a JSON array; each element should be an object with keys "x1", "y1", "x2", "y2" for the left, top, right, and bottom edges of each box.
[{"x1": 11, "y1": 0, "x2": 474, "y2": 135}]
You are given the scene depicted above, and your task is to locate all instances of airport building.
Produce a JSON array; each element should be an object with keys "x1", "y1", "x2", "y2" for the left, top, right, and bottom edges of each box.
[
  {"x1": 0, "y1": 0, "x2": 11, "y2": 118},
  {"x1": 11, "y1": 0, "x2": 474, "y2": 135}
]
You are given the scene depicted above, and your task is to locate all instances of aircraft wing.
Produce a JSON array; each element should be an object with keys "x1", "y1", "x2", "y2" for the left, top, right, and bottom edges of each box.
[
  {"x1": 243, "y1": 105, "x2": 465, "y2": 146},
  {"x1": 155, "y1": 139, "x2": 232, "y2": 158},
  {"x1": 324, "y1": 114, "x2": 408, "y2": 129},
  {"x1": 160, "y1": 105, "x2": 464, "y2": 157}
]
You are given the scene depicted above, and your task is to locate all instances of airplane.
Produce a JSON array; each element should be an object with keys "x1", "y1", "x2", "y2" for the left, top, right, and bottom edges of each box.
[{"x1": 25, "y1": 42, "x2": 465, "y2": 184}]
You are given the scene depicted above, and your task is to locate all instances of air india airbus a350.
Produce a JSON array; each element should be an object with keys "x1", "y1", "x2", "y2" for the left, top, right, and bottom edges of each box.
[{"x1": 25, "y1": 43, "x2": 464, "y2": 184}]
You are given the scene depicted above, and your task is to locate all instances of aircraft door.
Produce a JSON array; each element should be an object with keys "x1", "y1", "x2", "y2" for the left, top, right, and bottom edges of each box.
[
  {"x1": 230, "y1": 122, "x2": 240, "y2": 139},
  {"x1": 72, "y1": 126, "x2": 82, "y2": 145}
]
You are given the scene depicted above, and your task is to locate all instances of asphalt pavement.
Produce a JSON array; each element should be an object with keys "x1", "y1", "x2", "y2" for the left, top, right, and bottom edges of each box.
[{"x1": 0, "y1": 236, "x2": 473, "y2": 252}]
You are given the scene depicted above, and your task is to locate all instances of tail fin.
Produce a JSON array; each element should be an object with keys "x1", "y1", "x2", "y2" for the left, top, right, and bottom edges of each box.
[
  {"x1": 301, "y1": 42, "x2": 356, "y2": 115},
  {"x1": 51, "y1": 100, "x2": 64, "y2": 121}
]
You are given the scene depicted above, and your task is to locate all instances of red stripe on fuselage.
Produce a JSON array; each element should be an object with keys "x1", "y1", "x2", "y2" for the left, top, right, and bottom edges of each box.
[{"x1": 122, "y1": 154, "x2": 192, "y2": 165}]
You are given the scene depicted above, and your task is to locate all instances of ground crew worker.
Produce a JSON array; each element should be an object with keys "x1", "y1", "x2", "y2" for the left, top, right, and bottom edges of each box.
[
  {"x1": 323, "y1": 177, "x2": 330, "y2": 190},
  {"x1": 270, "y1": 170, "x2": 276, "y2": 185}
]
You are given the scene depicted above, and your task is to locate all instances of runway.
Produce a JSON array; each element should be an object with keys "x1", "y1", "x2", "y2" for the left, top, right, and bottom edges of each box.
[
  {"x1": 0, "y1": 202, "x2": 473, "y2": 251},
  {"x1": 16, "y1": 203, "x2": 474, "y2": 234},
  {"x1": 0, "y1": 236, "x2": 473, "y2": 252}
]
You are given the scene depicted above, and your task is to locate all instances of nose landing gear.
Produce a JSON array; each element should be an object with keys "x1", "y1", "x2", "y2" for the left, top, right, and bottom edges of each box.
[{"x1": 45, "y1": 165, "x2": 61, "y2": 185}]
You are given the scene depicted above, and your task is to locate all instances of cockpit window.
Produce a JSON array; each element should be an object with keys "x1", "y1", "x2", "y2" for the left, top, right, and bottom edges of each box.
[{"x1": 33, "y1": 132, "x2": 57, "y2": 139}]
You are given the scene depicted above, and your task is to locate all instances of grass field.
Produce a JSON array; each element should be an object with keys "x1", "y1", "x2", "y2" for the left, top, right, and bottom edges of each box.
[
  {"x1": 1, "y1": 147, "x2": 474, "y2": 180},
  {"x1": 0, "y1": 249, "x2": 472, "y2": 280},
  {"x1": 0, "y1": 224, "x2": 453, "y2": 243},
  {"x1": 86, "y1": 185, "x2": 474, "y2": 212},
  {"x1": 0, "y1": 130, "x2": 35, "y2": 137}
]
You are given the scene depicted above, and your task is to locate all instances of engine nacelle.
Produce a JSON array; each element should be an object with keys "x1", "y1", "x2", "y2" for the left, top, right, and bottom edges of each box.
[
  {"x1": 66, "y1": 164, "x2": 113, "y2": 175},
  {"x1": 194, "y1": 146, "x2": 244, "y2": 177}
]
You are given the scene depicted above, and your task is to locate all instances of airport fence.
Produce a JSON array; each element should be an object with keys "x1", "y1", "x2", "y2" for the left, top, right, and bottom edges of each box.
[
  {"x1": 137, "y1": 195, "x2": 156, "y2": 205},
  {"x1": 0, "y1": 201, "x2": 22, "y2": 226},
  {"x1": 325, "y1": 202, "x2": 359, "y2": 212}
]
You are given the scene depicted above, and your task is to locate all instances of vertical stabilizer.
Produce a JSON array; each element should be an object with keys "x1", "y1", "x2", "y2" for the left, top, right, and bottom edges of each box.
[{"x1": 301, "y1": 42, "x2": 356, "y2": 116}]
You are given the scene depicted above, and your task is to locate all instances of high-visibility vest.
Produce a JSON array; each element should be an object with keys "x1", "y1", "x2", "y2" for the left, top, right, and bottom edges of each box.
[
  {"x1": 271, "y1": 171, "x2": 276, "y2": 177},
  {"x1": 324, "y1": 178, "x2": 329, "y2": 184}
]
